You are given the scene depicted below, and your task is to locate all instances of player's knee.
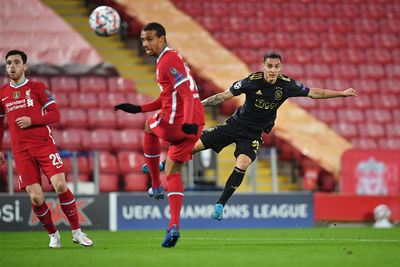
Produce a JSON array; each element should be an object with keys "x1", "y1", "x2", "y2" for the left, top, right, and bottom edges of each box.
[{"x1": 29, "y1": 192, "x2": 44, "y2": 206}]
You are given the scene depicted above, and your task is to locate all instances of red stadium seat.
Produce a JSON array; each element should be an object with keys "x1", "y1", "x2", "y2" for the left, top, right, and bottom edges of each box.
[
  {"x1": 366, "y1": 49, "x2": 393, "y2": 65},
  {"x1": 296, "y1": 33, "x2": 321, "y2": 49},
  {"x1": 79, "y1": 76, "x2": 107, "y2": 93},
  {"x1": 50, "y1": 76, "x2": 79, "y2": 93},
  {"x1": 255, "y1": 3, "x2": 282, "y2": 18},
  {"x1": 99, "y1": 174, "x2": 119, "y2": 192},
  {"x1": 341, "y1": 49, "x2": 366, "y2": 64},
  {"x1": 358, "y1": 65, "x2": 385, "y2": 80},
  {"x1": 241, "y1": 33, "x2": 266, "y2": 49},
  {"x1": 302, "y1": 18, "x2": 327, "y2": 33},
  {"x1": 393, "y1": 49, "x2": 400, "y2": 64},
  {"x1": 84, "y1": 129, "x2": 112, "y2": 151},
  {"x1": 290, "y1": 97, "x2": 317, "y2": 110},
  {"x1": 372, "y1": 94, "x2": 399, "y2": 110},
  {"x1": 111, "y1": 129, "x2": 143, "y2": 151},
  {"x1": 321, "y1": 33, "x2": 348, "y2": 49},
  {"x1": 354, "y1": 18, "x2": 380, "y2": 34},
  {"x1": 378, "y1": 138, "x2": 400, "y2": 149},
  {"x1": 385, "y1": 65, "x2": 400, "y2": 79},
  {"x1": 62, "y1": 155, "x2": 91, "y2": 175},
  {"x1": 65, "y1": 173, "x2": 90, "y2": 183},
  {"x1": 381, "y1": 19, "x2": 400, "y2": 34},
  {"x1": 345, "y1": 95, "x2": 372, "y2": 110},
  {"x1": 314, "y1": 49, "x2": 339, "y2": 64},
  {"x1": 330, "y1": 122, "x2": 358, "y2": 140},
  {"x1": 328, "y1": 19, "x2": 354, "y2": 33},
  {"x1": 123, "y1": 173, "x2": 148, "y2": 192},
  {"x1": 116, "y1": 109, "x2": 146, "y2": 129},
  {"x1": 200, "y1": 17, "x2": 222, "y2": 33},
  {"x1": 247, "y1": 18, "x2": 275, "y2": 33},
  {"x1": 117, "y1": 151, "x2": 145, "y2": 174},
  {"x1": 325, "y1": 79, "x2": 352, "y2": 90},
  {"x1": 309, "y1": 3, "x2": 335, "y2": 18},
  {"x1": 89, "y1": 151, "x2": 119, "y2": 174},
  {"x1": 351, "y1": 138, "x2": 378, "y2": 149},
  {"x1": 87, "y1": 108, "x2": 117, "y2": 129},
  {"x1": 374, "y1": 34, "x2": 399, "y2": 49},
  {"x1": 1, "y1": 76, "x2": 9, "y2": 87},
  {"x1": 69, "y1": 92, "x2": 99, "y2": 109},
  {"x1": 55, "y1": 128, "x2": 85, "y2": 151},
  {"x1": 309, "y1": 109, "x2": 337, "y2": 125},
  {"x1": 352, "y1": 79, "x2": 378, "y2": 95},
  {"x1": 303, "y1": 79, "x2": 325, "y2": 88},
  {"x1": 318, "y1": 97, "x2": 345, "y2": 110},
  {"x1": 379, "y1": 80, "x2": 400, "y2": 95},
  {"x1": 365, "y1": 109, "x2": 392, "y2": 124},
  {"x1": 361, "y1": 4, "x2": 386, "y2": 19},
  {"x1": 276, "y1": 18, "x2": 301, "y2": 33},
  {"x1": 225, "y1": 17, "x2": 246, "y2": 33},
  {"x1": 231, "y1": 3, "x2": 257, "y2": 18},
  {"x1": 28, "y1": 76, "x2": 50, "y2": 88},
  {"x1": 385, "y1": 123, "x2": 400, "y2": 138},
  {"x1": 60, "y1": 108, "x2": 88, "y2": 128},
  {"x1": 287, "y1": 49, "x2": 313, "y2": 64},
  {"x1": 178, "y1": 2, "x2": 203, "y2": 18},
  {"x1": 97, "y1": 92, "x2": 127, "y2": 109},
  {"x1": 283, "y1": 64, "x2": 305, "y2": 80},
  {"x1": 350, "y1": 34, "x2": 374, "y2": 49},
  {"x1": 393, "y1": 110, "x2": 400, "y2": 123},
  {"x1": 281, "y1": 3, "x2": 308, "y2": 18},
  {"x1": 2, "y1": 130, "x2": 11, "y2": 150},
  {"x1": 358, "y1": 123, "x2": 385, "y2": 140},
  {"x1": 206, "y1": 3, "x2": 229, "y2": 17},
  {"x1": 214, "y1": 32, "x2": 241, "y2": 49},
  {"x1": 337, "y1": 109, "x2": 364, "y2": 124},
  {"x1": 108, "y1": 76, "x2": 136, "y2": 93},
  {"x1": 52, "y1": 92, "x2": 70, "y2": 108},
  {"x1": 335, "y1": 4, "x2": 360, "y2": 18},
  {"x1": 335, "y1": 64, "x2": 359, "y2": 80},
  {"x1": 270, "y1": 33, "x2": 294, "y2": 49},
  {"x1": 306, "y1": 64, "x2": 332, "y2": 79}
]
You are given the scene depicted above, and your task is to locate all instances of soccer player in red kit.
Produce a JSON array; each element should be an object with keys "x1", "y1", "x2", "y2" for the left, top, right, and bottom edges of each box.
[
  {"x1": 114, "y1": 22, "x2": 205, "y2": 247},
  {"x1": 0, "y1": 50, "x2": 93, "y2": 248}
]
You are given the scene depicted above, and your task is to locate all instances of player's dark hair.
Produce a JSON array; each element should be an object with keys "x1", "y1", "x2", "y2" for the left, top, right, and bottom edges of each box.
[
  {"x1": 6, "y1": 50, "x2": 27, "y2": 64},
  {"x1": 143, "y1": 22, "x2": 166, "y2": 40},
  {"x1": 263, "y1": 51, "x2": 281, "y2": 63}
]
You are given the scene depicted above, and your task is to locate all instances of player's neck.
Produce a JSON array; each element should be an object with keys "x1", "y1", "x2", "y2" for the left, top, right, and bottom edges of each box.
[{"x1": 11, "y1": 75, "x2": 26, "y2": 86}]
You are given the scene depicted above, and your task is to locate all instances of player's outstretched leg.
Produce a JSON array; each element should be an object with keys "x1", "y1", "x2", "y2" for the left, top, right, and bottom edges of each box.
[
  {"x1": 49, "y1": 230, "x2": 61, "y2": 248},
  {"x1": 147, "y1": 185, "x2": 165, "y2": 200},
  {"x1": 211, "y1": 203, "x2": 224, "y2": 221},
  {"x1": 72, "y1": 229, "x2": 93, "y2": 247},
  {"x1": 162, "y1": 224, "x2": 180, "y2": 248}
]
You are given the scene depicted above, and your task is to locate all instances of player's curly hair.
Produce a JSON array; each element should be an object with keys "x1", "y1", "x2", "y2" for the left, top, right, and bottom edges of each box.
[
  {"x1": 6, "y1": 50, "x2": 27, "y2": 64},
  {"x1": 143, "y1": 22, "x2": 166, "y2": 41},
  {"x1": 263, "y1": 51, "x2": 281, "y2": 63}
]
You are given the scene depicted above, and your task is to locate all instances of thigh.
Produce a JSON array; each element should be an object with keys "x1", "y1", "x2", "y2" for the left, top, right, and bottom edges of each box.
[
  {"x1": 168, "y1": 125, "x2": 203, "y2": 163},
  {"x1": 234, "y1": 135, "x2": 263, "y2": 162},
  {"x1": 30, "y1": 145, "x2": 67, "y2": 180},
  {"x1": 200, "y1": 122, "x2": 235, "y2": 153},
  {"x1": 13, "y1": 150, "x2": 41, "y2": 189}
]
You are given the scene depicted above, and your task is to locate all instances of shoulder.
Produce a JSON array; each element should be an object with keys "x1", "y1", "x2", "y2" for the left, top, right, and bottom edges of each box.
[
  {"x1": 277, "y1": 73, "x2": 291, "y2": 82},
  {"x1": 248, "y1": 72, "x2": 264, "y2": 81}
]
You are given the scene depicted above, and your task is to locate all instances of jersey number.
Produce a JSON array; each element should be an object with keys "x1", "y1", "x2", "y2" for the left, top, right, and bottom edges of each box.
[{"x1": 49, "y1": 153, "x2": 63, "y2": 167}]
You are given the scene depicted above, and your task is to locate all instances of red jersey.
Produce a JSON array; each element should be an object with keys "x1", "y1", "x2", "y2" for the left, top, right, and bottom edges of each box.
[
  {"x1": 0, "y1": 79, "x2": 57, "y2": 152},
  {"x1": 148, "y1": 47, "x2": 204, "y2": 126}
]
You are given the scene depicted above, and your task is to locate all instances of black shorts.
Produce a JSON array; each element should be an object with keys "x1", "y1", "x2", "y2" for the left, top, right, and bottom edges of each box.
[{"x1": 200, "y1": 118, "x2": 263, "y2": 161}]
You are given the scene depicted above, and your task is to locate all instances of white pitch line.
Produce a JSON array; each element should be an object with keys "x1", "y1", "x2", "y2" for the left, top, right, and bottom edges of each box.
[{"x1": 179, "y1": 237, "x2": 400, "y2": 242}]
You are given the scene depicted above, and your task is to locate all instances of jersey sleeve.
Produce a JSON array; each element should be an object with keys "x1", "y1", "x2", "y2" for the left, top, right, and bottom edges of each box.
[
  {"x1": 161, "y1": 53, "x2": 189, "y2": 88},
  {"x1": 286, "y1": 78, "x2": 310, "y2": 97},
  {"x1": 35, "y1": 82, "x2": 56, "y2": 108},
  {"x1": 229, "y1": 75, "x2": 252, "y2": 96}
]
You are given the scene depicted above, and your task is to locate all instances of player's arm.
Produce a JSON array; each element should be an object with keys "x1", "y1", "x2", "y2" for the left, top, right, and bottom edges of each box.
[
  {"x1": 0, "y1": 115, "x2": 5, "y2": 165},
  {"x1": 201, "y1": 89, "x2": 235, "y2": 107},
  {"x1": 308, "y1": 88, "x2": 357, "y2": 99},
  {"x1": 114, "y1": 97, "x2": 162, "y2": 113},
  {"x1": 18, "y1": 102, "x2": 61, "y2": 129}
]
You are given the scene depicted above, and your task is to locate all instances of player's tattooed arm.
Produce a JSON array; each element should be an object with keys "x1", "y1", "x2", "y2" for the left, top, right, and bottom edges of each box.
[{"x1": 202, "y1": 89, "x2": 234, "y2": 107}]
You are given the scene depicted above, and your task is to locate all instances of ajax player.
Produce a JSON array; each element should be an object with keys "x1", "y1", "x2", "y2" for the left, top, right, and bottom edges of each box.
[
  {"x1": 0, "y1": 50, "x2": 93, "y2": 248},
  {"x1": 114, "y1": 22, "x2": 205, "y2": 247}
]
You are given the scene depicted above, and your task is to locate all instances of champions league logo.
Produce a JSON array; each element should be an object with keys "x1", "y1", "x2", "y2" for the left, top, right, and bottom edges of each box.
[{"x1": 233, "y1": 81, "x2": 242, "y2": 90}]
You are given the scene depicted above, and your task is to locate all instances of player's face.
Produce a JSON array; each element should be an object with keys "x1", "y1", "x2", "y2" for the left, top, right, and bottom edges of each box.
[
  {"x1": 5, "y1": 54, "x2": 27, "y2": 83},
  {"x1": 141, "y1": 30, "x2": 166, "y2": 58},
  {"x1": 263, "y1": 57, "x2": 281, "y2": 84}
]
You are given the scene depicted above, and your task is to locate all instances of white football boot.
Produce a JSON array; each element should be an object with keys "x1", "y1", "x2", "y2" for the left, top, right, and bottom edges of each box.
[
  {"x1": 72, "y1": 229, "x2": 93, "y2": 247},
  {"x1": 49, "y1": 230, "x2": 61, "y2": 248}
]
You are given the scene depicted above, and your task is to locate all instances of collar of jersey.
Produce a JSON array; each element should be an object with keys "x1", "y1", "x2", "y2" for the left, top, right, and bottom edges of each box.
[
  {"x1": 157, "y1": 46, "x2": 171, "y2": 63},
  {"x1": 10, "y1": 78, "x2": 29, "y2": 88}
]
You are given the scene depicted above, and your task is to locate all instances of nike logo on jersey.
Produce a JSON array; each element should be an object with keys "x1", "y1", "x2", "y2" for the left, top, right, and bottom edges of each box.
[{"x1": 1, "y1": 97, "x2": 9, "y2": 102}]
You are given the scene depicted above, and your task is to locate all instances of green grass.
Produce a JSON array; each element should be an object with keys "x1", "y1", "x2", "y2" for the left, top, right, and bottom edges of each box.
[{"x1": 1, "y1": 228, "x2": 399, "y2": 267}]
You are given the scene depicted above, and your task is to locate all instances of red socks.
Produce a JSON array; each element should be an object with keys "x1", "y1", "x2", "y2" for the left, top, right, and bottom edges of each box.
[
  {"x1": 144, "y1": 132, "x2": 161, "y2": 189},
  {"x1": 167, "y1": 173, "x2": 184, "y2": 229},
  {"x1": 58, "y1": 189, "x2": 80, "y2": 230},
  {"x1": 32, "y1": 202, "x2": 57, "y2": 234}
]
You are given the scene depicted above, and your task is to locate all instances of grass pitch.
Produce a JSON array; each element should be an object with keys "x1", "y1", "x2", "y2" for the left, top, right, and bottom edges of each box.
[{"x1": 1, "y1": 227, "x2": 399, "y2": 267}]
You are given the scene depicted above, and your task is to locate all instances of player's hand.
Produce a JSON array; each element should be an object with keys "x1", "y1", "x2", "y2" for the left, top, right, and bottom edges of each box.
[
  {"x1": 15, "y1": 116, "x2": 32, "y2": 129},
  {"x1": 0, "y1": 152, "x2": 5, "y2": 166},
  {"x1": 114, "y1": 103, "x2": 142, "y2": 114},
  {"x1": 181, "y1": 123, "x2": 198, "y2": 135},
  {"x1": 343, "y1": 88, "x2": 357, "y2": 97}
]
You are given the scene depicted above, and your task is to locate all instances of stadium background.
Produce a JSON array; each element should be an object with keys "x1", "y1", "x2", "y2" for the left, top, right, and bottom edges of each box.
[{"x1": 0, "y1": 0, "x2": 399, "y2": 230}]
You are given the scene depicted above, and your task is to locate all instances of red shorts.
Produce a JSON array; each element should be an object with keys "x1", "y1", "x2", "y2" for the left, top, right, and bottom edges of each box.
[
  {"x1": 13, "y1": 144, "x2": 66, "y2": 189},
  {"x1": 147, "y1": 113, "x2": 203, "y2": 163}
]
